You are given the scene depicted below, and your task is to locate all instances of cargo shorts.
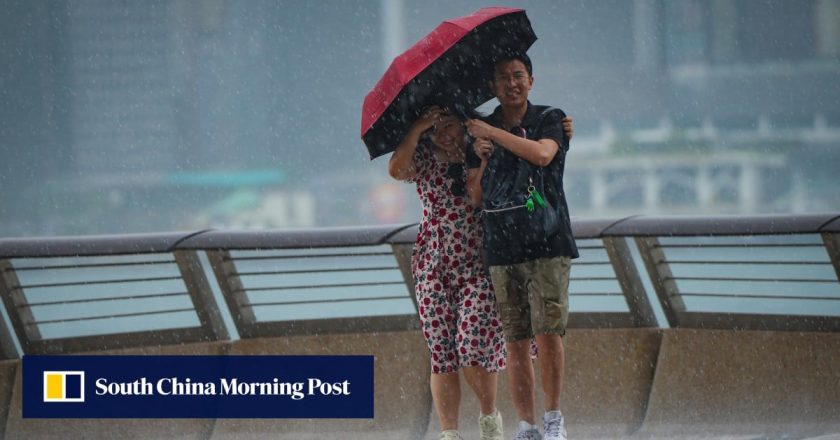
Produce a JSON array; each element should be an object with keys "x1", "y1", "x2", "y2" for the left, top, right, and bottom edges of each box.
[{"x1": 489, "y1": 256, "x2": 571, "y2": 342}]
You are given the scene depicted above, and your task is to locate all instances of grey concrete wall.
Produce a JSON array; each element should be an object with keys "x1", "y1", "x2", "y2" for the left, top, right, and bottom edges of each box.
[
  {"x1": 0, "y1": 329, "x2": 838, "y2": 439},
  {"x1": 210, "y1": 330, "x2": 431, "y2": 440},
  {"x1": 637, "y1": 329, "x2": 840, "y2": 439},
  {"x1": 0, "y1": 361, "x2": 17, "y2": 439},
  {"x1": 3, "y1": 342, "x2": 228, "y2": 440}
]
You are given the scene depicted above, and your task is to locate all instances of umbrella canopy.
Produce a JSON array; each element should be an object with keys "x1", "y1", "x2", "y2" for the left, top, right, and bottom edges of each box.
[{"x1": 361, "y1": 7, "x2": 537, "y2": 159}]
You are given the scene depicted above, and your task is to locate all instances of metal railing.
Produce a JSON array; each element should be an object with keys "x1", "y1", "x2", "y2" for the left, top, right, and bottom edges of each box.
[{"x1": 0, "y1": 214, "x2": 838, "y2": 360}]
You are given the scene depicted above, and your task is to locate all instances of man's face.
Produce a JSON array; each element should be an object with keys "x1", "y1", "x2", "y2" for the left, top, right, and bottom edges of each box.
[{"x1": 491, "y1": 59, "x2": 533, "y2": 108}]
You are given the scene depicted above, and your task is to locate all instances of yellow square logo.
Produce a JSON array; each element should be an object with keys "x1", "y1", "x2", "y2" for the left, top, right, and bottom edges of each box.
[{"x1": 43, "y1": 371, "x2": 85, "y2": 402}]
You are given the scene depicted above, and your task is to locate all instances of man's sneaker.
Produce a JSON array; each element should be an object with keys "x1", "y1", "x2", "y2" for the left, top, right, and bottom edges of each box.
[
  {"x1": 439, "y1": 429, "x2": 463, "y2": 440},
  {"x1": 542, "y1": 411, "x2": 567, "y2": 440},
  {"x1": 478, "y1": 409, "x2": 503, "y2": 440},
  {"x1": 512, "y1": 421, "x2": 542, "y2": 440}
]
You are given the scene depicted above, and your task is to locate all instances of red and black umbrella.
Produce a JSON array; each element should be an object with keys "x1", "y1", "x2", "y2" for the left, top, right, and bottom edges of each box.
[{"x1": 360, "y1": 7, "x2": 537, "y2": 159}]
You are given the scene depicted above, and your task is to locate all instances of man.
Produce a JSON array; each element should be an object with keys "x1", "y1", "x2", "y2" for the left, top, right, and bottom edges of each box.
[{"x1": 465, "y1": 53, "x2": 578, "y2": 440}]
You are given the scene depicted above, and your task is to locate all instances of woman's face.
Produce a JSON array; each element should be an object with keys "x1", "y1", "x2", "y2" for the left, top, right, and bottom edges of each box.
[{"x1": 430, "y1": 114, "x2": 465, "y2": 152}]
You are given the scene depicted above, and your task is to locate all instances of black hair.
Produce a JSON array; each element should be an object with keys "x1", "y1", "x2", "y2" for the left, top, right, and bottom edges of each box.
[
  {"x1": 423, "y1": 95, "x2": 484, "y2": 122},
  {"x1": 444, "y1": 103, "x2": 484, "y2": 122},
  {"x1": 418, "y1": 102, "x2": 483, "y2": 145},
  {"x1": 494, "y1": 52, "x2": 533, "y2": 77}
]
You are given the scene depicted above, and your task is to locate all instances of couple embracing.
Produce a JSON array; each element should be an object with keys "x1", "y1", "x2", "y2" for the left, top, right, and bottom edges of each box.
[{"x1": 389, "y1": 51, "x2": 578, "y2": 440}]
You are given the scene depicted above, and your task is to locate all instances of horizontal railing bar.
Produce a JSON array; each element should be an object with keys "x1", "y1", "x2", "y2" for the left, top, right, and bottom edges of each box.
[
  {"x1": 235, "y1": 266, "x2": 400, "y2": 276},
  {"x1": 680, "y1": 292, "x2": 840, "y2": 301},
  {"x1": 180, "y1": 225, "x2": 416, "y2": 250},
  {"x1": 240, "y1": 281, "x2": 406, "y2": 292},
  {"x1": 663, "y1": 260, "x2": 830, "y2": 265},
  {"x1": 244, "y1": 295, "x2": 410, "y2": 308},
  {"x1": 675, "y1": 312, "x2": 840, "y2": 332},
  {"x1": 19, "y1": 276, "x2": 184, "y2": 289},
  {"x1": 576, "y1": 245, "x2": 606, "y2": 250},
  {"x1": 241, "y1": 315, "x2": 419, "y2": 338},
  {"x1": 26, "y1": 327, "x2": 212, "y2": 355},
  {"x1": 0, "y1": 230, "x2": 212, "y2": 258},
  {"x1": 568, "y1": 261, "x2": 612, "y2": 266},
  {"x1": 569, "y1": 292, "x2": 625, "y2": 296},
  {"x1": 22, "y1": 291, "x2": 189, "y2": 307},
  {"x1": 27, "y1": 307, "x2": 198, "y2": 326},
  {"x1": 10, "y1": 260, "x2": 177, "y2": 271},
  {"x1": 570, "y1": 277, "x2": 619, "y2": 281},
  {"x1": 655, "y1": 243, "x2": 823, "y2": 249},
  {"x1": 229, "y1": 252, "x2": 394, "y2": 261},
  {"x1": 602, "y1": 213, "x2": 840, "y2": 237},
  {"x1": 667, "y1": 276, "x2": 839, "y2": 283},
  {"x1": 243, "y1": 283, "x2": 623, "y2": 300}
]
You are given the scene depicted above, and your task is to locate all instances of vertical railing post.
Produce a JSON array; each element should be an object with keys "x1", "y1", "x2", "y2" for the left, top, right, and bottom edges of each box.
[
  {"x1": 0, "y1": 260, "x2": 21, "y2": 358},
  {"x1": 0, "y1": 259, "x2": 39, "y2": 355},
  {"x1": 206, "y1": 250, "x2": 258, "y2": 338},
  {"x1": 390, "y1": 243, "x2": 418, "y2": 314},
  {"x1": 173, "y1": 250, "x2": 230, "y2": 341},
  {"x1": 635, "y1": 237, "x2": 685, "y2": 328},
  {"x1": 603, "y1": 237, "x2": 657, "y2": 327},
  {"x1": 822, "y1": 232, "x2": 840, "y2": 283}
]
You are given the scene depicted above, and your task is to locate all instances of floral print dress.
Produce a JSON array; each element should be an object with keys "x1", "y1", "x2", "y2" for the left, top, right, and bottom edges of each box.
[{"x1": 409, "y1": 143, "x2": 507, "y2": 373}]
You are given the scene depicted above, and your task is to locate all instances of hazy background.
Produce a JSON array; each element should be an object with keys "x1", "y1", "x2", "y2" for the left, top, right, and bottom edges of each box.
[{"x1": 2, "y1": 0, "x2": 839, "y2": 237}]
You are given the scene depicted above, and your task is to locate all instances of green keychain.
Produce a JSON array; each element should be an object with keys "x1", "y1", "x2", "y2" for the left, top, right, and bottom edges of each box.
[
  {"x1": 526, "y1": 197, "x2": 535, "y2": 212},
  {"x1": 528, "y1": 186, "x2": 547, "y2": 208}
]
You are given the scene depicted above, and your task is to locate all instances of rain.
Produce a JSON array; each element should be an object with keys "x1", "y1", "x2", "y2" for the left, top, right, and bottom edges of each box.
[
  {"x1": 1, "y1": 2, "x2": 839, "y2": 439},
  {"x1": 1, "y1": 0, "x2": 838, "y2": 236}
]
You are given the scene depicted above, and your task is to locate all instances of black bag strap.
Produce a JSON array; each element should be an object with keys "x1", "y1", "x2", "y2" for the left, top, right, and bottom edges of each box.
[
  {"x1": 536, "y1": 106, "x2": 557, "y2": 127},
  {"x1": 527, "y1": 107, "x2": 558, "y2": 192}
]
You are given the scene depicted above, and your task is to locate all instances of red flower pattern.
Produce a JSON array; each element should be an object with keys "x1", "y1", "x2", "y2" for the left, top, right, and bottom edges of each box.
[{"x1": 408, "y1": 145, "x2": 507, "y2": 373}]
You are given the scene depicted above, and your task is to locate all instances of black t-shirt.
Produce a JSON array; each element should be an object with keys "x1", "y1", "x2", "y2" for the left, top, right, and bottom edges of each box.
[{"x1": 467, "y1": 102, "x2": 579, "y2": 266}]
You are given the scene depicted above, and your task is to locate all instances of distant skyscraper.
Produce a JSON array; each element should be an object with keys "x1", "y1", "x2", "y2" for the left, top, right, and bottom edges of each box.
[{"x1": 66, "y1": 0, "x2": 178, "y2": 177}]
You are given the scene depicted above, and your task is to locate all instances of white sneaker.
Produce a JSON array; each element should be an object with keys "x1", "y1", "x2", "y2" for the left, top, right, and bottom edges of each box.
[
  {"x1": 542, "y1": 411, "x2": 567, "y2": 440},
  {"x1": 513, "y1": 421, "x2": 542, "y2": 440},
  {"x1": 478, "y1": 409, "x2": 503, "y2": 440},
  {"x1": 439, "y1": 429, "x2": 464, "y2": 440}
]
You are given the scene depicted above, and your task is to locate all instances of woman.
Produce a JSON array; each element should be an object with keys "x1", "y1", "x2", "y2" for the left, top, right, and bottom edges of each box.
[
  {"x1": 389, "y1": 105, "x2": 573, "y2": 440},
  {"x1": 389, "y1": 106, "x2": 505, "y2": 440}
]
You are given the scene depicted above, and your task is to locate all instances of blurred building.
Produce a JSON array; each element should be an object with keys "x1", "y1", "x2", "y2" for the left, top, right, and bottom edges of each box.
[
  {"x1": 542, "y1": 0, "x2": 840, "y2": 216},
  {"x1": 1, "y1": 0, "x2": 363, "y2": 234},
  {"x1": 1, "y1": 0, "x2": 838, "y2": 235},
  {"x1": 407, "y1": 0, "x2": 840, "y2": 219}
]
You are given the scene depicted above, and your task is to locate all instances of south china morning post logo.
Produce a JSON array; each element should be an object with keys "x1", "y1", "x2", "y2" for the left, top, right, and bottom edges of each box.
[
  {"x1": 43, "y1": 371, "x2": 85, "y2": 403},
  {"x1": 92, "y1": 376, "x2": 351, "y2": 400},
  {"x1": 23, "y1": 355, "x2": 373, "y2": 418}
]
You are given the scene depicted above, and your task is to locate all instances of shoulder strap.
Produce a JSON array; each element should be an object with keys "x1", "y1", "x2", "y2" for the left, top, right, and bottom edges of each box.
[
  {"x1": 524, "y1": 106, "x2": 557, "y2": 134},
  {"x1": 536, "y1": 106, "x2": 556, "y2": 127},
  {"x1": 529, "y1": 107, "x2": 559, "y2": 191}
]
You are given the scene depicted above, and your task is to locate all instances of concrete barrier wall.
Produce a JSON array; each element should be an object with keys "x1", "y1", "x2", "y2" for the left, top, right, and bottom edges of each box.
[
  {"x1": 637, "y1": 329, "x2": 840, "y2": 439},
  {"x1": 211, "y1": 330, "x2": 431, "y2": 440},
  {"x1": 564, "y1": 329, "x2": 662, "y2": 437},
  {"x1": 3, "y1": 342, "x2": 228, "y2": 440},
  {"x1": 0, "y1": 361, "x2": 17, "y2": 439},
  {"x1": 0, "y1": 329, "x2": 838, "y2": 439}
]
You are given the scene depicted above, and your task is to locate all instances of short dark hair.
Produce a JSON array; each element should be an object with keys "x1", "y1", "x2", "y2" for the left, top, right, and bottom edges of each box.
[{"x1": 494, "y1": 52, "x2": 533, "y2": 77}]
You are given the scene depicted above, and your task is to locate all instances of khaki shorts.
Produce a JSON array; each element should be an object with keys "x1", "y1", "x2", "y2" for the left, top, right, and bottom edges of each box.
[{"x1": 489, "y1": 256, "x2": 571, "y2": 342}]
